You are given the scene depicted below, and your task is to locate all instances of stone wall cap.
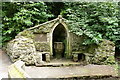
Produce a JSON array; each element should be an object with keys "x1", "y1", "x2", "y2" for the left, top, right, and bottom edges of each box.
[{"x1": 14, "y1": 60, "x2": 25, "y2": 67}]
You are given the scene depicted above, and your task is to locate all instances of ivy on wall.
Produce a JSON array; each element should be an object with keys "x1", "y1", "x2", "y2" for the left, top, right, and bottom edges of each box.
[{"x1": 61, "y1": 2, "x2": 120, "y2": 50}]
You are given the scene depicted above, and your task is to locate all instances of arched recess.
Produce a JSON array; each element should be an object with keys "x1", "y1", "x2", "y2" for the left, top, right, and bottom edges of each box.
[{"x1": 50, "y1": 21, "x2": 70, "y2": 59}]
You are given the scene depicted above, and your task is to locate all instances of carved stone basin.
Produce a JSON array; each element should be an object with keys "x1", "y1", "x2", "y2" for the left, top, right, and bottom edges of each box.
[{"x1": 54, "y1": 42, "x2": 65, "y2": 58}]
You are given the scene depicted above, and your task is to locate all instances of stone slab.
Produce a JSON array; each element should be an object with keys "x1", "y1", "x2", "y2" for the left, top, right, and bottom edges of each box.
[
  {"x1": 35, "y1": 59, "x2": 84, "y2": 67},
  {"x1": 0, "y1": 49, "x2": 12, "y2": 79},
  {"x1": 25, "y1": 65, "x2": 117, "y2": 78}
]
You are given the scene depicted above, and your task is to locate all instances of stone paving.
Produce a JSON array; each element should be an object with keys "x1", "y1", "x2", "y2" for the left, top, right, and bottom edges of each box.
[
  {"x1": 36, "y1": 58, "x2": 84, "y2": 67},
  {"x1": 25, "y1": 65, "x2": 117, "y2": 78},
  {"x1": 0, "y1": 49, "x2": 12, "y2": 79},
  {"x1": 0, "y1": 49, "x2": 118, "y2": 79}
]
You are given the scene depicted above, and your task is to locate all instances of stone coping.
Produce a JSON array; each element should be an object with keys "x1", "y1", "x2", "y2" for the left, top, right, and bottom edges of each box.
[{"x1": 8, "y1": 60, "x2": 31, "y2": 78}]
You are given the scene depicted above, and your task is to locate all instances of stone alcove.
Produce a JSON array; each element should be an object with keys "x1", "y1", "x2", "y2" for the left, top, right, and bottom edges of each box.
[{"x1": 52, "y1": 23, "x2": 67, "y2": 59}]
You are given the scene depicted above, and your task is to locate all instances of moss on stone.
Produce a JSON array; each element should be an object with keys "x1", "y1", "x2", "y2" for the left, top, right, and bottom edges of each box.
[
  {"x1": 18, "y1": 30, "x2": 34, "y2": 39},
  {"x1": 7, "y1": 36, "x2": 36, "y2": 65},
  {"x1": 34, "y1": 42, "x2": 50, "y2": 52},
  {"x1": 91, "y1": 39, "x2": 115, "y2": 65},
  {"x1": 31, "y1": 24, "x2": 52, "y2": 34}
]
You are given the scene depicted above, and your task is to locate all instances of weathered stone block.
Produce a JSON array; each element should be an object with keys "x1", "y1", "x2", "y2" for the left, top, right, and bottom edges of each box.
[
  {"x1": 7, "y1": 36, "x2": 37, "y2": 65},
  {"x1": 34, "y1": 42, "x2": 50, "y2": 52},
  {"x1": 46, "y1": 54, "x2": 50, "y2": 62},
  {"x1": 35, "y1": 52, "x2": 43, "y2": 64},
  {"x1": 91, "y1": 39, "x2": 116, "y2": 65},
  {"x1": 73, "y1": 54, "x2": 78, "y2": 62}
]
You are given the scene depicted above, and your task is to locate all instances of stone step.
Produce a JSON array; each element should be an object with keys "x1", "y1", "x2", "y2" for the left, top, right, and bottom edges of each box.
[
  {"x1": 35, "y1": 62, "x2": 84, "y2": 67},
  {"x1": 25, "y1": 65, "x2": 117, "y2": 78}
]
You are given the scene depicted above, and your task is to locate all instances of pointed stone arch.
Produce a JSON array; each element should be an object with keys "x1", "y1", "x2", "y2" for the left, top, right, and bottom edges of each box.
[{"x1": 49, "y1": 21, "x2": 71, "y2": 59}]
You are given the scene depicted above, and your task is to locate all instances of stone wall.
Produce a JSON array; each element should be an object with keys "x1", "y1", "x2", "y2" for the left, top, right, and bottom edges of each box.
[
  {"x1": 70, "y1": 33, "x2": 86, "y2": 52},
  {"x1": 29, "y1": 21, "x2": 56, "y2": 34},
  {"x1": 17, "y1": 30, "x2": 34, "y2": 39},
  {"x1": 70, "y1": 33, "x2": 116, "y2": 65},
  {"x1": 34, "y1": 42, "x2": 50, "y2": 52},
  {"x1": 34, "y1": 33, "x2": 47, "y2": 42},
  {"x1": 6, "y1": 21, "x2": 53, "y2": 65},
  {"x1": 7, "y1": 36, "x2": 37, "y2": 65},
  {"x1": 90, "y1": 39, "x2": 116, "y2": 65}
]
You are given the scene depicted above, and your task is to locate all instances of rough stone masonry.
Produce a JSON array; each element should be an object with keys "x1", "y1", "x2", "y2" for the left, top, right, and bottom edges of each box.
[{"x1": 6, "y1": 16, "x2": 116, "y2": 67}]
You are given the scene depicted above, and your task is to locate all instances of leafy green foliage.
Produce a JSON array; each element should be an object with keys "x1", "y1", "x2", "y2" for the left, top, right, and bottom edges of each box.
[
  {"x1": 2, "y1": 2, "x2": 120, "y2": 51},
  {"x1": 2, "y1": 2, "x2": 53, "y2": 45},
  {"x1": 62, "y1": 2, "x2": 120, "y2": 49},
  {"x1": 45, "y1": 2, "x2": 65, "y2": 19}
]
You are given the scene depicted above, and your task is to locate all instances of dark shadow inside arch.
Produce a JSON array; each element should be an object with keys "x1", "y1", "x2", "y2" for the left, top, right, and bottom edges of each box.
[
  {"x1": 52, "y1": 23, "x2": 67, "y2": 59},
  {"x1": 115, "y1": 40, "x2": 120, "y2": 61}
]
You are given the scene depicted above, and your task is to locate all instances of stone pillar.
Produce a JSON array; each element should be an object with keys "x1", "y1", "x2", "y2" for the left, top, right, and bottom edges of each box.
[
  {"x1": 73, "y1": 54, "x2": 78, "y2": 62},
  {"x1": 47, "y1": 33, "x2": 50, "y2": 42},
  {"x1": 36, "y1": 53, "x2": 42, "y2": 64},
  {"x1": 39, "y1": 53, "x2": 43, "y2": 62},
  {"x1": 85, "y1": 55, "x2": 89, "y2": 64},
  {"x1": 46, "y1": 54, "x2": 50, "y2": 62}
]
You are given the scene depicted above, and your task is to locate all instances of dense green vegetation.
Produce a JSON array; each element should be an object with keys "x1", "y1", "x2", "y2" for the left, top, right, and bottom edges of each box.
[
  {"x1": 62, "y1": 2, "x2": 120, "y2": 46},
  {"x1": 2, "y1": 2, "x2": 53, "y2": 44},
  {"x1": 2, "y1": 2, "x2": 120, "y2": 52}
]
